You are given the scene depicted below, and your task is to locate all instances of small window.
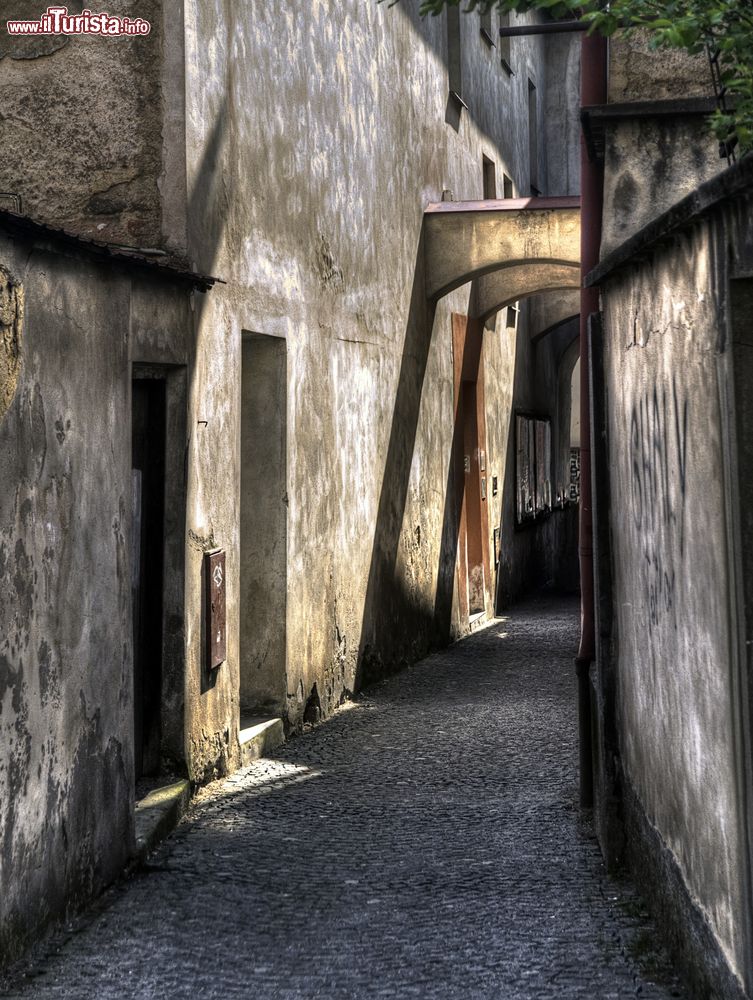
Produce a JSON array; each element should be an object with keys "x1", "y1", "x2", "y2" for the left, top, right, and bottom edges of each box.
[
  {"x1": 528, "y1": 79, "x2": 540, "y2": 195},
  {"x1": 506, "y1": 303, "x2": 518, "y2": 330},
  {"x1": 499, "y1": 12, "x2": 513, "y2": 74},
  {"x1": 482, "y1": 155, "x2": 497, "y2": 199},
  {"x1": 480, "y1": 7, "x2": 494, "y2": 46},
  {"x1": 516, "y1": 413, "x2": 552, "y2": 524},
  {"x1": 448, "y1": 8, "x2": 464, "y2": 106},
  {"x1": 502, "y1": 173, "x2": 514, "y2": 199}
]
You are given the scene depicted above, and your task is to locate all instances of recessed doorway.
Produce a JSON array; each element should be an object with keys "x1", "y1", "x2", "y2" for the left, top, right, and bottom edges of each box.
[
  {"x1": 240, "y1": 332, "x2": 288, "y2": 716},
  {"x1": 131, "y1": 377, "x2": 166, "y2": 778}
]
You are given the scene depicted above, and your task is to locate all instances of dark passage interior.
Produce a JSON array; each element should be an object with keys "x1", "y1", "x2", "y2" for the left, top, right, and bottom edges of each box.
[
  {"x1": 131, "y1": 377, "x2": 166, "y2": 779},
  {"x1": 462, "y1": 379, "x2": 486, "y2": 615}
]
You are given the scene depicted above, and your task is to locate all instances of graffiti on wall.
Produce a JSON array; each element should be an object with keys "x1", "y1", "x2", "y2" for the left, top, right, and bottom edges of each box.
[{"x1": 629, "y1": 374, "x2": 689, "y2": 629}]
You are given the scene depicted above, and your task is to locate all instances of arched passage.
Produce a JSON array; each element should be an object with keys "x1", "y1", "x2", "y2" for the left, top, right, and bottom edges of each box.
[
  {"x1": 529, "y1": 289, "x2": 581, "y2": 344},
  {"x1": 356, "y1": 200, "x2": 583, "y2": 668},
  {"x1": 423, "y1": 196, "x2": 580, "y2": 301},
  {"x1": 423, "y1": 197, "x2": 582, "y2": 628},
  {"x1": 471, "y1": 263, "x2": 579, "y2": 324},
  {"x1": 550, "y1": 332, "x2": 581, "y2": 593}
]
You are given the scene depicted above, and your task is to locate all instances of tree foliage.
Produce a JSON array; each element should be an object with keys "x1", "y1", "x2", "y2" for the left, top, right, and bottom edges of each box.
[{"x1": 391, "y1": 0, "x2": 753, "y2": 152}]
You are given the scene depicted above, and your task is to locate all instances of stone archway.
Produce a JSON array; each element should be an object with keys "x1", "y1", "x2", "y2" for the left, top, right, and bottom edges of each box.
[
  {"x1": 529, "y1": 289, "x2": 580, "y2": 344},
  {"x1": 423, "y1": 196, "x2": 580, "y2": 301},
  {"x1": 471, "y1": 263, "x2": 579, "y2": 324},
  {"x1": 423, "y1": 196, "x2": 581, "y2": 628}
]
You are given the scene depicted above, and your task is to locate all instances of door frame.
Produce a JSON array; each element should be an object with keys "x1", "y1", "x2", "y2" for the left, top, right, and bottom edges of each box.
[{"x1": 451, "y1": 314, "x2": 493, "y2": 626}]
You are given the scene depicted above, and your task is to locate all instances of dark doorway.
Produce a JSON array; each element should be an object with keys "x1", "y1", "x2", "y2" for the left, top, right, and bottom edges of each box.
[
  {"x1": 462, "y1": 380, "x2": 485, "y2": 614},
  {"x1": 131, "y1": 377, "x2": 166, "y2": 779},
  {"x1": 482, "y1": 155, "x2": 497, "y2": 200}
]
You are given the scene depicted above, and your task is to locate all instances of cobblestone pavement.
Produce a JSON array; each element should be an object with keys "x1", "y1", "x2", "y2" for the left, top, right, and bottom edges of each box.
[{"x1": 1, "y1": 596, "x2": 685, "y2": 999}]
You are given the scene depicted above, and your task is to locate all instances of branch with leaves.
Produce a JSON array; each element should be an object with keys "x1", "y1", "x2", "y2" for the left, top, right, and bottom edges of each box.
[{"x1": 388, "y1": 0, "x2": 753, "y2": 152}]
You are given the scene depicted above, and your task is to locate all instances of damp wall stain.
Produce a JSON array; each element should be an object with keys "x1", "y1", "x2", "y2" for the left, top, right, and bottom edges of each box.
[
  {"x1": 602, "y1": 186, "x2": 753, "y2": 992},
  {"x1": 0, "y1": 266, "x2": 23, "y2": 422},
  {"x1": 0, "y1": 234, "x2": 190, "y2": 967}
]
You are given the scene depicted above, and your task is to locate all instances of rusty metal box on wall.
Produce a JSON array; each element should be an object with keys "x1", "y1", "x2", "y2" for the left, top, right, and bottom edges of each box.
[{"x1": 204, "y1": 549, "x2": 226, "y2": 670}]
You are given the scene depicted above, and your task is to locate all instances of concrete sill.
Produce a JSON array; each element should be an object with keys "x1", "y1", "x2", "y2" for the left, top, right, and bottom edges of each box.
[
  {"x1": 239, "y1": 716, "x2": 285, "y2": 767},
  {"x1": 134, "y1": 779, "x2": 191, "y2": 863},
  {"x1": 448, "y1": 90, "x2": 469, "y2": 111},
  {"x1": 469, "y1": 611, "x2": 489, "y2": 633}
]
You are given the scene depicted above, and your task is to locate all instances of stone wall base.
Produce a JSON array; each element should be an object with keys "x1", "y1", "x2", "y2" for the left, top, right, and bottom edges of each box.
[{"x1": 621, "y1": 776, "x2": 748, "y2": 1000}]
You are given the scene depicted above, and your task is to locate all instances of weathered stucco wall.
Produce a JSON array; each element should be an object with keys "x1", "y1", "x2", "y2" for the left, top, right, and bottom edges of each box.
[
  {"x1": 0, "y1": 0, "x2": 164, "y2": 247},
  {"x1": 0, "y1": 231, "x2": 193, "y2": 964},
  {"x1": 608, "y1": 33, "x2": 710, "y2": 104},
  {"x1": 0, "y1": 239, "x2": 132, "y2": 964},
  {"x1": 601, "y1": 33, "x2": 725, "y2": 257},
  {"x1": 1, "y1": 1, "x2": 582, "y2": 965},
  {"x1": 600, "y1": 187, "x2": 753, "y2": 994},
  {"x1": 0, "y1": 0, "x2": 581, "y2": 790},
  {"x1": 176, "y1": 0, "x2": 581, "y2": 763},
  {"x1": 601, "y1": 116, "x2": 724, "y2": 257}
]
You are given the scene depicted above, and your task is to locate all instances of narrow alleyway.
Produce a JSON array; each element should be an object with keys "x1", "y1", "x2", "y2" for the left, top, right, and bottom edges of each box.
[{"x1": 1, "y1": 597, "x2": 683, "y2": 1000}]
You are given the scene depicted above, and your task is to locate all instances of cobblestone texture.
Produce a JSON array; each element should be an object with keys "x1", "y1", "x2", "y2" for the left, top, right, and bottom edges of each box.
[{"x1": 1, "y1": 596, "x2": 685, "y2": 999}]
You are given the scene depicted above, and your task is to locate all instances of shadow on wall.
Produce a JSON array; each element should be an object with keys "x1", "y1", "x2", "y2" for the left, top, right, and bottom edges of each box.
[
  {"x1": 186, "y1": 95, "x2": 230, "y2": 280},
  {"x1": 186, "y1": 97, "x2": 230, "y2": 707},
  {"x1": 551, "y1": 330, "x2": 580, "y2": 594},
  {"x1": 354, "y1": 232, "x2": 439, "y2": 689},
  {"x1": 161, "y1": 75, "x2": 234, "y2": 773},
  {"x1": 392, "y1": 1, "x2": 499, "y2": 150},
  {"x1": 433, "y1": 375, "x2": 466, "y2": 641},
  {"x1": 353, "y1": 261, "x2": 582, "y2": 692},
  {"x1": 433, "y1": 313, "x2": 484, "y2": 640}
]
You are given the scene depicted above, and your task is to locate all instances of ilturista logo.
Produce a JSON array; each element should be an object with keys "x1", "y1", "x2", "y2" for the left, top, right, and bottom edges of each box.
[{"x1": 6, "y1": 6, "x2": 151, "y2": 36}]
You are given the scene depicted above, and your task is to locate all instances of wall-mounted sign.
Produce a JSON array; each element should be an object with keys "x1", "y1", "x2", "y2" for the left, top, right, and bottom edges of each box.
[{"x1": 205, "y1": 549, "x2": 226, "y2": 670}]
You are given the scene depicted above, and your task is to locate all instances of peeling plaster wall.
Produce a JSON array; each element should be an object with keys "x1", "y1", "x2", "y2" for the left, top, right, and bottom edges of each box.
[
  {"x1": 608, "y1": 33, "x2": 711, "y2": 105},
  {"x1": 0, "y1": 233, "x2": 192, "y2": 965},
  {"x1": 0, "y1": 0, "x2": 581, "y2": 790},
  {"x1": 600, "y1": 194, "x2": 753, "y2": 995},
  {"x1": 601, "y1": 34, "x2": 725, "y2": 257},
  {"x1": 0, "y1": 0, "x2": 164, "y2": 247},
  {"x1": 0, "y1": 266, "x2": 23, "y2": 420},
  {"x1": 601, "y1": 117, "x2": 724, "y2": 257},
  {"x1": 595, "y1": 42, "x2": 753, "y2": 993},
  {"x1": 178, "y1": 0, "x2": 581, "y2": 761}
]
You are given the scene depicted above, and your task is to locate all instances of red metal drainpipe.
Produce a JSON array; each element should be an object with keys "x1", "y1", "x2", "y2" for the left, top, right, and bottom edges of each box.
[{"x1": 576, "y1": 29, "x2": 607, "y2": 808}]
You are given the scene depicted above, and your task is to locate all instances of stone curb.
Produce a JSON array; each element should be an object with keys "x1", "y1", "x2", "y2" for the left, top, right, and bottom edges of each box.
[
  {"x1": 239, "y1": 717, "x2": 285, "y2": 768},
  {"x1": 133, "y1": 779, "x2": 191, "y2": 864},
  {"x1": 132, "y1": 720, "x2": 285, "y2": 864}
]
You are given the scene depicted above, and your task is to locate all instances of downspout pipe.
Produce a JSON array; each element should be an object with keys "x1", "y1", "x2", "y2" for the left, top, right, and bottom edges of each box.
[{"x1": 576, "y1": 29, "x2": 607, "y2": 808}]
